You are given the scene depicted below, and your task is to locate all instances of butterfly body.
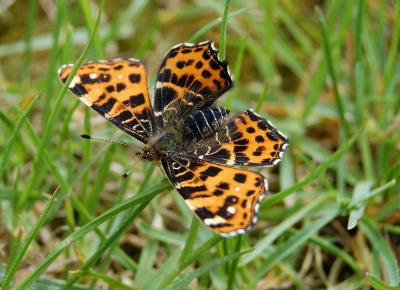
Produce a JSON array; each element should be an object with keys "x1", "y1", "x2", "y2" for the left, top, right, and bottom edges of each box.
[{"x1": 59, "y1": 41, "x2": 289, "y2": 237}]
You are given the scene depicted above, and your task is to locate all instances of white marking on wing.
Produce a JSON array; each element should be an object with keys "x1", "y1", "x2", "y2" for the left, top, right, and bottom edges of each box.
[{"x1": 204, "y1": 216, "x2": 227, "y2": 226}]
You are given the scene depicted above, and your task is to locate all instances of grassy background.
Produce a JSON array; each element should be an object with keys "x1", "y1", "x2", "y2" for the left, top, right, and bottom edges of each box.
[{"x1": 1, "y1": 0, "x2": 399, "y2": 289}]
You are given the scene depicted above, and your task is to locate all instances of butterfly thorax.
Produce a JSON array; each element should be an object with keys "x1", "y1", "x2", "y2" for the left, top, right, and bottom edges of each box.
[
  {"x1": 139, "y1": 127, "x2": 189, "y2": 162},
  {"x1": 140, "y1": 106, "x2": 231, "y2": 162}
]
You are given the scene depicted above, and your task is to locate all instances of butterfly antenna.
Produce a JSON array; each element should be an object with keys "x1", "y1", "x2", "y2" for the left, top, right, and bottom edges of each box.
[
  {"x1": 80, "y1": 134, "x2": 142, "y2": 149},
  {"x1": 81, "y1": 134, "x2": 143, "y2": 179},
  {"x1": 121, "y1": 157, "x2": 141, "y2": 180}
]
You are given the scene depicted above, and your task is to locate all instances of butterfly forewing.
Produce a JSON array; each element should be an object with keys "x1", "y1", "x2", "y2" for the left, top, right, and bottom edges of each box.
[
  {"x1": 161, "y1": 156, "x2": 266, "y2": 237},
  {"x1": 58, "y1": 59, "x2": 154, "y2": 144},
  {"x1": 153, "y1": 41, "x2": 233, "y2": 126}
]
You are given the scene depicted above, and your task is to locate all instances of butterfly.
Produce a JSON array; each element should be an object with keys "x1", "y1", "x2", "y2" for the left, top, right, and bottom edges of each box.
[{"x1": 58, "y1": 41, "x2": 289, "y2": 237}]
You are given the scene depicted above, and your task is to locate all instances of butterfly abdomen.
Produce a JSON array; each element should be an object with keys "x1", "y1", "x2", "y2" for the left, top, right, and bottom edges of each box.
[{"x1": 184, "y1": 107, "x2": 229, "y2": 141}]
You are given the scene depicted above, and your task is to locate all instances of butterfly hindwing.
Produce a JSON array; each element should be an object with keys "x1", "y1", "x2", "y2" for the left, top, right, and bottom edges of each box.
[
  {"x1": 58, "y1": 59, "x2": 154, "y2": 144},
  {"x1": 153, "y1": 41, "x2": 233, "y2": 126},
  {"x1": 194, "y1": 110, "x2": 289, "y2": 167},
  {"x1": 161, "y1": 156, "x2": 266, "y2": 237}
]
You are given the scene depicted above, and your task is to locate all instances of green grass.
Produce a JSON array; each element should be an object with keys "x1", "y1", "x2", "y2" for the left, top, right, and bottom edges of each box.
[{"x1": 1, "y1": 0, "x2": 399, "y2": 289}]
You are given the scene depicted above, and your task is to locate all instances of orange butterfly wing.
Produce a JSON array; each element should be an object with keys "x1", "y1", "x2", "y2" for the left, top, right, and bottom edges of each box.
[
  {"x1": 59, "y1": 59, "x2": 154, "y2": 143},
  {"x1": 162, "y1": 157, "x2": 266, "y2": 237},
  {"x1": 153, "y1": 41, "x2": 233, "y2": 125},
  {"x1": 195, "y1": 110, "x2": 289, "y2": 167}
]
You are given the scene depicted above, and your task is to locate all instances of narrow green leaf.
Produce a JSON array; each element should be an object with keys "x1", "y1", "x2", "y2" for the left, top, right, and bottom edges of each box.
[
  {"x1": 360, "y1": 218, "x2": 400, "y2": 286},
  {"x1": 366, "y1": 272, "x2": 400, "y2": 290},
  {"x1": 347, "y1": 180, "x2": 372, "y2": 230},
  {"x1": 254, "y1": 206, "x2": 341, "y2": 281},
  {"x1": 166, "y1": 249, "x2": 251, "y2": 290},
  {"x1": 3, "y1": 186, "x2": 60, "y2": 289}
]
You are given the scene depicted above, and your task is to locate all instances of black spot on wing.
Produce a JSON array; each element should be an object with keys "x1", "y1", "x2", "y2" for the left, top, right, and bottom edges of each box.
[
  {"x1": 80, "y1": 74, "x2": 94, "y2": 84},
  {"x1": 195, "y1": 207, "x2": 214, "y2": 219},
  {"x1": 197, "y1": 87, "x2": 213, "y2": 96},
  {"x1": 211, "y1": 148, "x2": 231, "y2": 161},
  {"x1": 246, "y1": 190, "x2": 255, "y2": 196},
  {"x1": 233, "y1": 139, "x2": 249, "y2": 146},
  {"x1": 129, "y1": 74, "x2": 141, "y2": 83},
  {"x1": 168, "y1": 50, "x2": 179, "y2": 59},
  {"x1": 230, "y1": 132, "x2": 243, "y2": 141},
  {"x1": 212, "y1": 79, "x2": 222, "y2": 89},
  {"x1": 70, "y1": 83, "x2": 88, "y2": 96},
  {"x1": 129, "y1": 93, "x2": 146, "y2": 107},
  {"x1": 248, "y1": 111, "x2": 260, "y2": 121},
  {"x1": 116, "y1": 83, "x2": 126, "y2": 92},
  {"x1": 202, "y1": 49, "x2": 211, "y2": 60},
  {"x1": 219, "y1": 68, "x2": 231, "y2": 83},
  {"x1": 106, "y1": 85, "x2": 115, "y2": 93},
  {"x1": 92, "y1": 97, "x2": 116, "y2": 114},
  {"x1": 234, "y1": 173, "x2": 247, "y2": 183},
  {"x1": 232, "y1": 154, "x2": 250, "y2": 165},
  {"x1": 115, "y1": 110, "x2": 134, "y2": 122},
  {"x1": 237, "y1": 115, "x2": 247, "y2": 125},
  {"x1": 178, "y1": 171, "x2": 195, "y2": 184},
  {"x1": 202, "y1": 70, "x2": 211, "y2": 78},
  {"x1": 210, "y1": 222, "x2": 233, "y2": 229},
  {"x1": 261, "y1": 158, "x2": 272, "y2": 164},
  {"x1": 128, "y1": 62, "x2": 141, "y2": 67},
  {"x1": 209, "y1": 59, "x2": 220, "y2": 70},
  {"x1": 217, "y1": 182, "x2": 229, "y2": 190},
  {"x1": 266, "y1": 131, "x2": 280, "y2": 142},
  {"x1": 255, "y1": 136, "x2": 265, "y2": 143},
  {"x1": 246, "y1": 127, "x2": 255, "y2": 133},
  {"x1": 256, "y1": 146, "x2": 266, "y2": 152},
  {"x1": 199, "y1": 166, "x2": 223, "y2": 181},
  {"x1": 185, "y1": 75, "x2": 195, "y2": 88},
  {"x1": 225, "y1": 196, "x2": 238, "y2": 205},
  {"x1": 234, "y1": 145, "x2": 248, "y2": 153},
  {"x1": 189, "y1": 80, "x2": 203, "y2": 92},
  {"x1": 257, "y1": 121, "x2": 268, "y2": 131},
  {"x1": 177, "y1": 74, "x2": 188, "y2": 87},
  {"x1": 215, "y1": 196, "x2": 239, "y2": 220},
  {"x1": 176, "y1": 61, "x2": 186, "y2": 69},
  {"x1": 180, "y1": 185, "x2": 208, "y2": 199},
  {"x1": 213, "y1": 189, "x2": 224, "y2": 196}
]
